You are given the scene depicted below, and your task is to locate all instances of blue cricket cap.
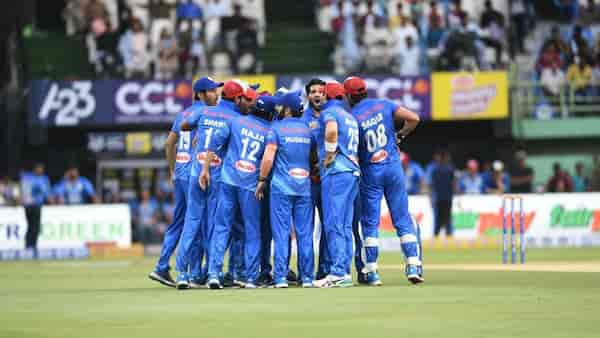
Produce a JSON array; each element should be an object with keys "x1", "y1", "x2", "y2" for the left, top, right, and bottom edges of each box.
[
  {"x1": 276, "y1": 90, "x2": 303, "y2": 113},
  {"x1": 256, "y1": 95, "x2": 278, "y2": 114},
  {"x1": 193, "y1": 77, "x2": 224, "y2": 92}
]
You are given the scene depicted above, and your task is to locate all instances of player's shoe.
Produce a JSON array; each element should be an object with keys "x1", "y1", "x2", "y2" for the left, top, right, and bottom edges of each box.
[
  {"x1": 257, "y1": 272, "x2": 274, "y2": 287},
  {"x1": 287, "y1": 269, "x2": 298, "y2": 285},
  {"x1": 233, "y1": 279, "x2": 247, "y2": 288},
  {"x1": 365, "y1": 272, "x2": 382, "y2": 286},
  {"x1": 223, "y1": 272, "x2": 234, "y2": 288},
  {"x1": 357, "y1": 271, "x2": 368, "y2": 285},
  {"x1": 189, "y1": 276, "x2": 206, "y2": 289},
  {"x1": 274, "y1": 277, "x2": 289, "y2": 288},
  {"x1": 244, "y1": 283, "x2": 258, "y2": 289},
  {"x1": 207, "y1": 277, "x2": 223, "y2": 290},
  {"x1": 405, "y1": 264, "x2": 424, "y2": 284},
  {"x1": 301, "y1": 277, "x2": 314, "y2": 288},
  {"x1": 313, "y1": 274, "x2": 350, "y2": 288},
  {"x1": 176, "y1": 273, "x2": 190, "y2": 290},
  {"x1": 148, "y1": 270, "x2": 176, "y2": 288}
]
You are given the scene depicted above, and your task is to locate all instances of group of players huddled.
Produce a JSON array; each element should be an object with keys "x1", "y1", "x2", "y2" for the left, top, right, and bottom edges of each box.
[{"x1": 148, "y1": 75, "x2": 423, "y2": 289}]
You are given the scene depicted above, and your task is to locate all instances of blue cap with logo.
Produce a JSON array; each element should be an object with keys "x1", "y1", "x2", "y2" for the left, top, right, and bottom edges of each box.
[
  {"x1": 256, "y1": 95, "x2": 278, "y2": 114},
  {"x1": 193, "y1": 77, "x2": 224, "y2": 92},
  {"x1": 276, "y1": 90, "x2": 303, "y2": 113}
]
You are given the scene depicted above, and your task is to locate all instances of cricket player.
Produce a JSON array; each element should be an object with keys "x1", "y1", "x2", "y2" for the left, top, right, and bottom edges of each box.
[
  {"x1": 172, "y1": 77, "x2": 227, "y2": 289},
  {"x1": 204, "y1": 93, "x2": 272, "y2": 289},
  {"x1": 313, "y1": 82, "x2": 360, "y2": 288},
  {"x1": 255, "y1": 91, "x2": 316, "y2": 288},
  {"x1": 300, "y1": 78, "x2": 330, "y2": 280},
  {"x1": 148, "y1": 78, "x2": 209, "y2": 287},
  {"x1": 343, "y1": 76, "x2": 423, "y2": 285}
]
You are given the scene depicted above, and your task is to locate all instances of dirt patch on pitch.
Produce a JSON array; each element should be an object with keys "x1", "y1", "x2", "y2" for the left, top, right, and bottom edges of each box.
[{"x1": 385, "y1": 262, "x2": 600, "y2": 273}]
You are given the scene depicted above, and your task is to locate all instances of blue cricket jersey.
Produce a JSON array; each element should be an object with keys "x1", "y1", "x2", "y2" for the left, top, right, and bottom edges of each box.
[
  {"x1": 171, "y1": 102, "x2": 203, "y2": 180},
  {"x1": 405, "y1": 161, "x2": 425, "y2": 195},
  {"x1": 317, "y1": 99, "x2": 360, "y2": 178},
  {"x1": 190, "y1": 100, "x2": 241, "y2": 179},
  {"x1": 52, "y1": 177, "x2": 96, "y2": 204},
  {"x1": 266, "y1": 117, "x2": 314, "y2": 197},
  {"x1": 219, "y1": 114, "x2": 271, "y2": 192},
  {"x1": 20, "y1": 172, "x2": 51, "y2": 207},
  {"x1": 350, "y1": 98, "x2": 401, "y2": 170}
]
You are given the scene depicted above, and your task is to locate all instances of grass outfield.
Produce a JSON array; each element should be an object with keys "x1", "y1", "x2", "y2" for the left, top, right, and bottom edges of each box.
[{"x1": 1, "y1": 248, "x2": 599, "y2": 338}]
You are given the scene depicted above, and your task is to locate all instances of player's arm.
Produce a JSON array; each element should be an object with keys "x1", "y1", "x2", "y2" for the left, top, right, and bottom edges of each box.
[
  {"x1": 199, "y1": 151, "x2": 214, "y2": 191},
  {"x1": 180, "y1": 110, "x2": 201, "y2": 131},
  {"x1": 165, "y1": 131, "x2": 178, "y2": 180},
  {"x1": 394, "y1": 106, "x2": 420, "y2": 142},
  {"x1": 255, "y1": 143, "x2": 277, "y2": 200},
  {"x1": 323, "y1": 120, "x2": 338, "y2": 168}
]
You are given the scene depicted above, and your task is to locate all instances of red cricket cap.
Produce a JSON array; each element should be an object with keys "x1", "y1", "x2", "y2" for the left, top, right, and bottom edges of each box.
[
  {"x1": 243, "y1": 87, "x2": 258, "y2": 101},
  {"x1": 222, "y1": 80, "x2": 245, "y2": 99},
  {"x1": 343, "y1": 76, "x2": 367, "y2": 95},
  {"x1": 325, "y1": 81, "x2": 346, "y2": 99}
]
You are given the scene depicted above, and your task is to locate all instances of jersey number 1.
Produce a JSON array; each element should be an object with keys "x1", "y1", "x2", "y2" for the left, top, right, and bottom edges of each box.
[{"x1": 241, "y1": 137, "x2": 260, "y2": 161}]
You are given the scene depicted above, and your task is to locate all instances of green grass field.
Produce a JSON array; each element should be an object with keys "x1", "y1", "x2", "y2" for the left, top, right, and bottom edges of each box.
[{"x1": 1, "y1": 248, "x2": 599, "y2": 338}]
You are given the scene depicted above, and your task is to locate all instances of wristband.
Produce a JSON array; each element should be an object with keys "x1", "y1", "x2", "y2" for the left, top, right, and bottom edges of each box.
[
  {"x1": 324, "y1": 141, "x2": 337, "y2": 152},
  {"x1": 258, "y1": 176, "x2": 266, "y2": 182}
]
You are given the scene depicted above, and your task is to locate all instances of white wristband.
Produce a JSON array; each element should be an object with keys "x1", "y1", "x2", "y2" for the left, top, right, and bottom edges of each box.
[{"x1": 324, "y1": 141, "x2": 337, "y2": 152}]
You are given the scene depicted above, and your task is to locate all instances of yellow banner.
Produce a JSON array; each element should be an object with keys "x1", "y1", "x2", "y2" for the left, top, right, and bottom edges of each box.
[
  {"x1": 431, "y1": 71, "x2": 508, "y2": 120},
  {"x1": 125, "y1": 132, "x2": 152, "y2": 155},
  {"x1": 191, "y1": 74, "x2": 277, "y2": 95}
]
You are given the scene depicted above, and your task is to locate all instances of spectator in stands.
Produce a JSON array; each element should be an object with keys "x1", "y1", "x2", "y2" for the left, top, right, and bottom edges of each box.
[
  {"x1": 546, "y1": 162, "x2": 573, "y2": 192},
  {"x1": 447, "y1": 0, "x2": 467, "y2": 28},
  {"x1": 155, "y1": 28, "x2": 179, "y2": 80},
  {"x1": 427, "y1": 11, "x2": 445, "y2": 50},
  {"x1": 567, "y1": 56, "x2": 593, "y2": 98},
  {"x1": 541, "y1": 26, "x2": 571, "y2": 62},
  {"x1": 388, "y1": 1, "x2": 405, "y2": 30},
  {"x1": 331, "y1": 0, "x2": 345, "y2": 36},
  {"x1": 541, "y1": 61, "x2": 566, "y2": 99},
  {"x1": 484, "y1": 160, "x2": 509, "y2": 194},
  {"x1": 536, "y1": 44, "x2": 564, "y2": 74},
  {"x1": 592, "y1": 155, "x2": 600, "y2": 191},
  {"x1": 136, "y1": 189, "x2": 160, "y2": 244},
  {"x1": 554, "y1": 0, "x2": 579, "y2": 23},
  {"x1": 510, "y1": 0, "x2": 533, "y2": 55},
  {"x1": 509, "y1": 150, "x2": 534, "y2": 193},
  {"x1": 119, "y1": 18, "x2": 151, "y2": 78},
  {"x1": 148, "y1": 0, "x2": 176, "y2": 47},
  {"x1": 0, "y1": 175, "x2": 20, "y2": 206},
  {"x1": 570, "y1": 25, "x2": 592, "y2": 63},
  {"x1": 204, "y1": 0, "x2": 231, "y2": 51},
  {"x1": 363, "y1": 17, "x2": 392, "y2": 72},
  {"x1": 458, "y1": 159, "x2": 484, "y2": 194},
  {"x1": 235, "y1": 19, "x2": 259, "y2": 74},
  {"x1": 176, "y1": 0, "x2": 203, "y2": 22},
  {"x1": 572, "y1": 162, "x2": 590, "y2": 192},
  {"x1": 20, "y1": 163, "x2": 51, "y2": 250},
  {"x1": 392, "y1": 16, "x2": 419, "y2": 52},
  {"x1": 86, "y1": 0, "x2": 110, "y2": 26},
  {"x1": 395, "y1": 35, "x2": 421, "y2": 76},
  {"x1": 439, "y1": 13, "x2": 479, "y2": 71},
  {"x1": 94, "y1": 21, "x2": 122, "y2": 77},
  {"x1": 63, "y1": 0, "x2": 90, "y2": 36},
  {"x1": 479, "y1": 0, "x2": 505, "y2": 67},
  {"x1": 431, "y1": 150, "x2": 455, "y2": 237},
  {"x1": 52, "y1": 165, "x2": 98, "y2": 204},
  {"x1": 221, "y1": 3, "x2": 256, "y2": 73},
  {"x1": 401, "y1": 152, "x2": 425, "y2": 195},
  {"x1": 359, "y1": 0, "x2": 382, "y2": 36}
]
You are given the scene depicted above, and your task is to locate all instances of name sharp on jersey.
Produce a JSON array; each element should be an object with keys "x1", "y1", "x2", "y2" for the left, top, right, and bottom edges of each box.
[
  {"x1": 284, "y1": 136, "x2": 311, "y2": 144},
  {"x1": 203, "y1": 119, "x2": 227, "y2": 128},
  {"x1": 360, "y1": 113, "x2": 383, "y2": 129},
  {"x1": 241, "y1": 128, "x2": 264, "y2": 142}
]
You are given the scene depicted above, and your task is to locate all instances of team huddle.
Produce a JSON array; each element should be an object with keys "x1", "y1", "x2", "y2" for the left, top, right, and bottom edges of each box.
[{"x1": 148, "y1": 75, "x2": 423, "y2": 289}]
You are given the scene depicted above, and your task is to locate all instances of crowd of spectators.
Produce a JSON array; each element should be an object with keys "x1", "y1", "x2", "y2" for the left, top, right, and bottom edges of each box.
[
  {"x1": 536, "y1": 0, "x2": 600, "y2": 112},
  {"x1": 316, "y1": 0, "x2": 530, "y2": 75},
  {"x1": 62, "y1": 0, "x2": 265, "y2": 79}
]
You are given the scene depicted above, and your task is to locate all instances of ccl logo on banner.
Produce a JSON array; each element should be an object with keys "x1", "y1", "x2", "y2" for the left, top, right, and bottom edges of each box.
[
  {"x1": 115, "y1": 81, "x2": 189, "y2": 116},
  {"x1": 38, "y1": 81, "x2": 96, "y2": 126}
]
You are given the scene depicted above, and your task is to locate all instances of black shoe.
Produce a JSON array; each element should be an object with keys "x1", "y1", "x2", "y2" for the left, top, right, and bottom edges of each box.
[
  {"x1": 223, "y1": 272, "x2": 234, "y2": 288},
  {"x1": 149, "y1": 270, "x2": 176, "y2": 288},
  {"x1": 258, "y1": 272, "x2": 274, "y2": 287},
  {"x1": 287, "y1": 270, "x2": 298, "y2": 285}
]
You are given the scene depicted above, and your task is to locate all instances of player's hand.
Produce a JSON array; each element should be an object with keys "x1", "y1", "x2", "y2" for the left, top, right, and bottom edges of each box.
[
  {"x1": 395, "y1": 132, "x2": 405, "y2": 147},
  {"x1": 323, "y1": 152, "x2": 336, "y2": 168},
  {"x1": 199, "y1": 170, "x2": 210, "y2": 191},
  {"x1": 255, "y1": 181, "x2": 266, "y2": 200}
]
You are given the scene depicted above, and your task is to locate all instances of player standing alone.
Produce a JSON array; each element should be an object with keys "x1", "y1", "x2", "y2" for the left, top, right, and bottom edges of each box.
[{"x1": 344, "y1": 76, "x2": 423, "y2": 285}]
